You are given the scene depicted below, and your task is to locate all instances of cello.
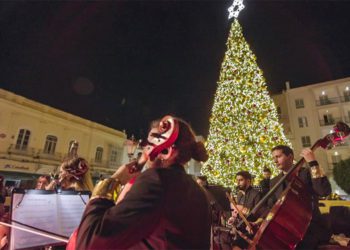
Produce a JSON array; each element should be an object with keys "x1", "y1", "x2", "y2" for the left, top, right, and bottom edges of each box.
[{"x1": 245, "y1": 122, "x2": 350, "y2": 249}]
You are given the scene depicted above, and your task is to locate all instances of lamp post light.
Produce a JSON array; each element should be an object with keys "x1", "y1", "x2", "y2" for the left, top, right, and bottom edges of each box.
[{"x1": 125, "y1": 135, "x2": 139, "y2": 162}]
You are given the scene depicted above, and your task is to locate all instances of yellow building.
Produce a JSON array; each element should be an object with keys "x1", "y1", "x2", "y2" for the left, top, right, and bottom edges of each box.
[{"x1": 0, "y1": 88, "x2": 126, "y2": 187}]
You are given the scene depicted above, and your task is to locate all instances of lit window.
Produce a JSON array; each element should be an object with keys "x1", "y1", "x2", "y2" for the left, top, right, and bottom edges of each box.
[{"x1": 319, "y1": 94, "x2": 330, "y2": 105}]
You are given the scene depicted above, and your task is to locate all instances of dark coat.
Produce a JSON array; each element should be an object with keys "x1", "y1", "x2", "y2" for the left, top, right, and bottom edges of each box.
[
  {"x1": 76, "y1": 164, "x2": 211, "y2": 250},
  {"x1": 268, "y1": 167, "x2": 331, "y2": 219}
]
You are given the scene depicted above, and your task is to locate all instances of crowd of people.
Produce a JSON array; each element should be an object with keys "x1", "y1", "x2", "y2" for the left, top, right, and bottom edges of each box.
[{"x1": 0, "y1": 115, "x2": 346, "y2": 250}]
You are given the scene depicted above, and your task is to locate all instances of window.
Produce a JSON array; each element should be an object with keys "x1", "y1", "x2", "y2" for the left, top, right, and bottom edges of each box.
[
  {"x1": 295, "y1": 99, "x2": 304, "y2": 109},
  {"x1": 95, "y1": 147, "x2": 103, "y2": 162},
  {"x1": 298, "y1": 117, "x2": 308, "y2": 128},
  {"x1": 332, "y1": 154, "x2": 341, "y2": 165},
  {"x1": 110, "y1": 150, "x2": 118, "y2": 163},
  {"x1": 301, "y1": 136, "x2": 311, "y2": 147},
  {"x1": 319, "y1": 95, "x2": 330, "y2": 105},
  {"x1": 323, "y1": 114, "x2": 334, "y2": 125},
  {"x1": 344, "y1": 89, "x2": 350, "y2": 102},
  {"x1": 15, "y1": 129, "x2": 31, "y2": 150},
  {"x1": 43, "y1": 135, "x2": 57, "y2": 154},
  {"x1": 68, "y1": 140, "x2": 79, "y2": 157}
]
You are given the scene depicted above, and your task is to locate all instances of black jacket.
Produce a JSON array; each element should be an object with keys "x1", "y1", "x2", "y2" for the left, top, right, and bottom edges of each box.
[
  {"x1": 76, "y1": 164, "x2": 211, "y2": 250},
  {"x1": 268, "y1": 167, "x2": 331, "y2": 220}
]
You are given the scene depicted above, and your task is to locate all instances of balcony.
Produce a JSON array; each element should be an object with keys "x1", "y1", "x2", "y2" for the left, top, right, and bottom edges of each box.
[
  {"x1": 319, "y1": 117, "x2": 342, "y2": 126},
  {"x1": 316, "y1": 97, "x2": 340, "y2": 106},
  {"x1": 90, "y1": 159, "x2": 108, "y2": 168},
  {"x1": 7, "y1": 144, "x2": 35, "y2": 157},
  {"x1": 340, "y1": 96, "x2": 350, "y2": 103},
  {"x1": 36, "y1": 150, "x2": 62, "y2": 161}
]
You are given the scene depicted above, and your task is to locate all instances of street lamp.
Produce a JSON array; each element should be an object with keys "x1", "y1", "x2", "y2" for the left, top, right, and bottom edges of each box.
[{"x1": 125, "y1": 135, "x2": 139, "y2": 162}]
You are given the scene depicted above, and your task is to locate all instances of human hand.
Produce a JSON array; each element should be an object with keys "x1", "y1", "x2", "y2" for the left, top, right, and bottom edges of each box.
[
  {"x1": 111, "y1": 162, "x2": 141, "y2": 185},
  {"x1": 227, "y1": 216, "x2": 236, "y2": 226},
  {"x1": 300, "y1": 148, "x2": 316, "y2": 163}
]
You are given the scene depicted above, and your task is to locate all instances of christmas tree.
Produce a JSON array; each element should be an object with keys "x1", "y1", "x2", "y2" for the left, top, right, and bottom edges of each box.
[{"x1": 202, "y1": 0, "x2": 290, "y2": 188}]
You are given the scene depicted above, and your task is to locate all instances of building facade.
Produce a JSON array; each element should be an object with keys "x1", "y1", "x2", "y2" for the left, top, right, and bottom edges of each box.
[
  {"x1": 0, "y1": 88, "x2": 127, "y2": 187},
  {"x1": 0, "y1": 88, "x2": 204, "y2": 189},
  {"x1": 272, "y1": 77, "x2": 350, "y2": 194}
]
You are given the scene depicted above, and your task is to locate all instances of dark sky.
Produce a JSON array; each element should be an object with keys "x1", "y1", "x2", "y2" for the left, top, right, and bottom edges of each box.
[{"x1": 1, "y1": 1, "x2": 350, "y2": 139}]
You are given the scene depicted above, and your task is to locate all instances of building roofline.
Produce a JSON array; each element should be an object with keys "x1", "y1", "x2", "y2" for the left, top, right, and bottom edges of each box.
[{"x1": 0, "y1": 88, "x2": 126, "y2": 138}]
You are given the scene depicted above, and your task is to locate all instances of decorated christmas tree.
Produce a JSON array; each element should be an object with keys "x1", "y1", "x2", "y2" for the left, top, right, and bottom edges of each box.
[{"x1": 202, "y1": 0, "x2": 290, "y2": 188}]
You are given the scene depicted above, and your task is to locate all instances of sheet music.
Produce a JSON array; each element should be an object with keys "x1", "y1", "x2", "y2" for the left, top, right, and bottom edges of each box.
[
  {"x1": 9, "y1": 190, "x2": 90, "y2": 250},
  {"x1": 11, "y1": 193, "x2": 60, "y2": 249},
  {"x1": 57, "y1": 194, "x2": 89, "y2": 237}
]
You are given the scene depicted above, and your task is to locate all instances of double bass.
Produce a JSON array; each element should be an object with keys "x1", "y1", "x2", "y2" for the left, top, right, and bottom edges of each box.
[{"x1": 245, "y1": 122, "x2": 350, "y2": 249}]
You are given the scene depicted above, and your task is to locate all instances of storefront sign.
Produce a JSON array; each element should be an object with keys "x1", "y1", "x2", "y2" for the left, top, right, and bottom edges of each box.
[{"x1": 0, "y1": 159, "x2": 37, "y2": 173}]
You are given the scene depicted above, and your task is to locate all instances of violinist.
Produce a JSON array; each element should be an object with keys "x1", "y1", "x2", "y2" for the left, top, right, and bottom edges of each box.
[
  {"x1": 75, "y1": 116, "x2": 211, "y2": 249},
  {"x1": 46, "y1": 157, "x2": 94, "y2": 192},
  {"x1": 227, "y1": 171, "x2": 265, "y2": 250},
  {"x1": 269, "y1": 145, "x2": 332, "y2": 249}
]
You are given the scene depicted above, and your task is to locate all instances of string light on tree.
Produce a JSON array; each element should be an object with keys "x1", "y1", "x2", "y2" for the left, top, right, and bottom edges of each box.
[{"x1": 202, "y1": 0, "x2": 291, "y2": 189}]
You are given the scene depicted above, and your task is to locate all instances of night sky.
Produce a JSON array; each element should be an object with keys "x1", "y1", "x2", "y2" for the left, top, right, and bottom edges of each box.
[{"x1": 1, "y1": 1, "x2": 350, "y2": 139}]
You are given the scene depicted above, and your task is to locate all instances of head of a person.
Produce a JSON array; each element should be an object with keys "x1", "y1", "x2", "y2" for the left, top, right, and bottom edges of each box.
[
  {"x1": 196, "y1": 176, "x2": 208, "y2": 188},
  {"x1": 271, "y1": 145, "x2": 294, "y2": 172},
  {"x1": 236, "y1": 171, "x2": 252, "y2": 191},
  {"x1": 262, "y1": 167, "x2": 272, "y2": 179},
  {"x1": 35, "y1": 175, "x2": 50, "y2": 190},
  {"x1": 143, "y1": 116, "x2": 208, "y2": 169},
  {"x1": 59, "y1": 157, "x2": 94, "y2": 191}
]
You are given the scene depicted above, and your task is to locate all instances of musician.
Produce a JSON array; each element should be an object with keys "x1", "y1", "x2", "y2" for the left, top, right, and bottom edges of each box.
[
  {"x1": 75, "y1": 116, "x2": 211, "y2": 249},
  {"x1": 228, "y1": 171, "x2": 265, "y2": 250},
  {"x1": 259, "y1": 167, "x2": 271, "y2": 196},
  {"x1": 35, "y1": 175, "x2": 50, "y2": 190},
  {"x1": 269, "y1": 145, "x2": 332, "y2": 249},
  {"x1": 46, "y1": 157, "x2": 94, "y2": 192}
]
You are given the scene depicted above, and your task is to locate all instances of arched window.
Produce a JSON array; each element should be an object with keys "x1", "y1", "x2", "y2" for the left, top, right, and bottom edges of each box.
[
  {"x1": 68, "y1": 140, "x2": 79, "y2": 157},
  {"x1": 43, "y1": 135, "x2": 57, "y2": 154},
  {"x1": 15, "y1": 129, "x2": 31, "y2": 150},
  {"x1": 95, "y1": 147, "x2": 103, "y2": 162}
]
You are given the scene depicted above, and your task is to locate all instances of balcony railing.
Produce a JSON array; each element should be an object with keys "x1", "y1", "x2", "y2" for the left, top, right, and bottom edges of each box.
[
  {"x1": 316, "y1": 97, "x2": 340, "y2": 106},
  {"x1": 7, "y1": 144, "x2": 35, "y2": 157},
  {"x1": 90, "y1": 159, "x2": 108, "y2": 168},
  {"x1": 340, "y1": 96, "x2": 350, "y2": 103},
  {"x1": 36, "y1": 150, "x2": 62, "y2": 161},
  {"x1": 319, "y1": 117, "x2": 342, "y2": 126}
]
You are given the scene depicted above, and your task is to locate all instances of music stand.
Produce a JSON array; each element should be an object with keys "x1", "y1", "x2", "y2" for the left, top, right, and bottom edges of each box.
[{"x1": 9, "y1": 189, "x2": 90, "y2": 250}]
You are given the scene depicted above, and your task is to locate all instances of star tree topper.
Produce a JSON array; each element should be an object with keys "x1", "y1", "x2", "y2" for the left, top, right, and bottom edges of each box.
[{"x1": 228, "y1": 0, "x2": 245, "y2": 19}]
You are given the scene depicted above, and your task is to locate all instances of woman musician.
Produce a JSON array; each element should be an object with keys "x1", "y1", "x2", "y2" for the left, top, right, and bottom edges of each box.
[{"x1": 46, "y1": 157, "x2": 94, "y2": 192}]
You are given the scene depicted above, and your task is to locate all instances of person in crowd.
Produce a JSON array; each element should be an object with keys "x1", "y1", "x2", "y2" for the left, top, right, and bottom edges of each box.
[
  {"x1": 269, "y1": 145, "x2": 332, "y2": 249},
  {"x1": 196, "y1": 175, "x2": 233, "y2": 250},
  {"x1": 35, "y1": 175, "x2": 50, "y2": 190},
  {"x1": 0, "y1": 176, "x2": 8, "y2": 250},
  {"x1": 259, "y1": 167, "x2": 271, "y2": 196},
  {"x1": 74, "y1": 116, "x2": 211, "y2": 249},
  {"x1": 46, "y1": 157, "x2": 94, "y2": 192},
  {"x1": 227, "y1": 171, "x2": 265, "y2": 250}
]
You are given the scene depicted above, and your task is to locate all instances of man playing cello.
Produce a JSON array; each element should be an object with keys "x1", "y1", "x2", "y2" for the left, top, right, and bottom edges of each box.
[{"x1": 269, "y1": 145, "x2": 332, "y2": 249}]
